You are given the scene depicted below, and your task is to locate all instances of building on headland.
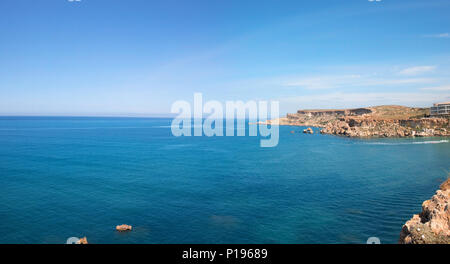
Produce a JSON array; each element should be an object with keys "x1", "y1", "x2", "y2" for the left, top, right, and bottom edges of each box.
[{"x1": 430, "y1": 102, "x2": 450, "y2": 116}]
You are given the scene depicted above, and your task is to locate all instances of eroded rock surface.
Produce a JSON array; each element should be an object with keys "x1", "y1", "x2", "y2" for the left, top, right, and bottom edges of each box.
[
  {"x1": 78, "y1": 237, "x2": 88, "y2": 244},
  {"x1": 320, "y1": 117, "x2": 449, "y2": 138},
  {"x1": 116, "y1": 224, "x2": 133, "y2": 232},
  {"x1": 399, "y1": 178, "x2": 450, "y2": 244}
]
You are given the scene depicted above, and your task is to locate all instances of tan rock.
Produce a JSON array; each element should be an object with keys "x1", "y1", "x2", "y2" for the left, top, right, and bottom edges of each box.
[
  {"x1": 303, "y1": 127, "x2": 314, "y2": 134},
  {"x1": 399, "y1": 177, "x2": 450, "y2": 244},
  {"x1": 78, "y1": 237, "x2": 88, "y2": 244},
  {"x1": 116, "y1": 224, "x2": 132, "y2": 232},
  {"x1": 441, "y1": 178, "x2": 450, "y2": 191}
]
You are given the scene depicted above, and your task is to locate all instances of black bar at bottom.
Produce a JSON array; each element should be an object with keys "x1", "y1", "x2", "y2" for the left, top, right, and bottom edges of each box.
[{"x1": 0, "y1": 244, "x2": 447, "y2": 263}]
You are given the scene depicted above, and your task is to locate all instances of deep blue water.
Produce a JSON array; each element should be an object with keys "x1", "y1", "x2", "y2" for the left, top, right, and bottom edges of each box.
[{"x1": 0, "y1": 117, "x2": 449, "y2": 244}]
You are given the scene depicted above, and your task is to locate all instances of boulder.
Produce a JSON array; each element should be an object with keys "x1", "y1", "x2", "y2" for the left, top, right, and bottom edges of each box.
[
  {"x1": 116, "y1": 224, "x2": 133, "y2": 232},
  {"x1": 78, "y1": 237, "x2": 88, "y2": 244},
  {"x1": 303, "y1": 127, "x2": 314, "y2": 134}
]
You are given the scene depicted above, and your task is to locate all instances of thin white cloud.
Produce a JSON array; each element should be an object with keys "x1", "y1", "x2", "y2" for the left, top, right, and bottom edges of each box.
[
  {"x1": 370, "y1": 78, "x2": 436, "y2": 85},
  {"x1": 398, "y1": 66, "x2": 436, "y2": 76},
  {"x1": 284, "y1": 74, "x2": 436, "y2": 90},
  {"x1": 277, "y1": 91, "x2": 450, "y2": 111},
  {"x1": 284, "y1": 75, "x2": 361, "y2": 90},
  {"x1": 420, "y1": 85, "x2": 450, "y2": 91},
  {"x1": 424, "y1": 33, "x2": 449, "y2": 38}
]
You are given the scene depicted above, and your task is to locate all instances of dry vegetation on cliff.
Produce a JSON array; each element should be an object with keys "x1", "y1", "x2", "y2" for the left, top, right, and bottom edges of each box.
[{"x1": 369, "y1": 105, "x2": 429, "y2": 120}]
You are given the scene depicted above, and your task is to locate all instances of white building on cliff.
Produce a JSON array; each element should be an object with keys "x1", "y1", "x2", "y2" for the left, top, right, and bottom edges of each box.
[{"x1": 431, "y1": 102, "x2": 450, "y2": 116}]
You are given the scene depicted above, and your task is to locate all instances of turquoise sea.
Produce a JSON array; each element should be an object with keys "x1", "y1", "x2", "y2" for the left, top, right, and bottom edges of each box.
[{"x1": 0, "y1": 117, "x2": 449, "y2": 244}]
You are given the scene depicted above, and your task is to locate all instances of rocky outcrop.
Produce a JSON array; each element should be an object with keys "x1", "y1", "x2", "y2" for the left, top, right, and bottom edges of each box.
[
  {"x1": 116, "y1": 224, "x2": 132, "y2": 232},
  {"x1": 399, "y1": 178, "x2": 450, "y2": 244},
  {"x1": 78, "y1": 237, "x2": 88, "y2": 244},
  {"x1": 303, "y1": 127, "x2": 314, "y2": 134}
]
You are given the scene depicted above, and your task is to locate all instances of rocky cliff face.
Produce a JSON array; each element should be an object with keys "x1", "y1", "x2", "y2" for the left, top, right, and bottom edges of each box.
[
  {"x1": 270, "y1": 105, "x2": 450, "y2": 138},
  {"x1": 399, "y1": 178, "x2": 450, "y2": 244},
  {"x1": 320, "y1": 117, "x2": 449, "y2": 137}
]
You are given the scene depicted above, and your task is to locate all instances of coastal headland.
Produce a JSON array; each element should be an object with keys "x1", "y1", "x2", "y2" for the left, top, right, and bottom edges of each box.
[{"x1": 264, "y1": 105, "x2": 449, "y2": 138}]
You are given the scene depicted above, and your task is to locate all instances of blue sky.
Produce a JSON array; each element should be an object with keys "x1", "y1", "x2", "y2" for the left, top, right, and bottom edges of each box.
[{"x1": 0, "y1": 0, "x2": 449, "y2": 116}]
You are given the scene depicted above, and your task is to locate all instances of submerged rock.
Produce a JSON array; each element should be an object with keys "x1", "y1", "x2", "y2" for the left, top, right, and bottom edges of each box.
[
  {"x1": 116, "y1": 224, "x2": 133, "y2": 232},
  {"x1": 303, "y1": 127, "x2": 314, "y2": 134},
  {"x1": 399, "y1": 177, "x2": 450, "y2": 244}
]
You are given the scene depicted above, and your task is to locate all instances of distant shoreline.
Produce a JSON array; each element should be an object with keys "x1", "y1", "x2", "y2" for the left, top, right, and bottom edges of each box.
[{"x1": 264, "y1": 105, "x2": 450, "y2": 138}]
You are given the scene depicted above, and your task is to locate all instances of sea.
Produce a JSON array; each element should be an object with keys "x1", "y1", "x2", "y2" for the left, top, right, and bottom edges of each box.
[{"x1": 0, "y1": 116, "x2": 449, "y2": 244}]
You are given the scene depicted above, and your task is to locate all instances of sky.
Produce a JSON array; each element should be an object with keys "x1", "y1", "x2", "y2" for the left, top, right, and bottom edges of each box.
[{"x1": 0, "y1": 0, "x2": 449, "y2": 116}]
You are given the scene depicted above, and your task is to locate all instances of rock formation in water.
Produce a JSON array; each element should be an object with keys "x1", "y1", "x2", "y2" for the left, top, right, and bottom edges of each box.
[
  {"x1": 303, "y1": 127, "x2": 314, "y2": 134},
  {"x1": 116, "y1": 224, "x2": 133, "y2": 232},
  {"x1": 78, "y1": 237, "x2": 88, "y2": 244},
  {"x1": 399, "y1": 178, "x2": 450, "y2": 244},
  {"x1": 265, "y1": 105, "x2": 449, "y2": 138}
]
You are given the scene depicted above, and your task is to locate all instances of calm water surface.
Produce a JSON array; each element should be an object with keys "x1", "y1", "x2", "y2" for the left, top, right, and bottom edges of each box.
[{"x1": 0, "y1": 117, "x2": 449, "y2": 244}]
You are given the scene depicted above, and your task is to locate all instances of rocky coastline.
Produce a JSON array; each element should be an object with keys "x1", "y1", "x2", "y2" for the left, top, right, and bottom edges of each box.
[
  {"x1": 399, "y1": 177, "x2": 450, "y2": 244},
  {"x1": 266, "y1": 105, "x2": 450, "y2": 138}
]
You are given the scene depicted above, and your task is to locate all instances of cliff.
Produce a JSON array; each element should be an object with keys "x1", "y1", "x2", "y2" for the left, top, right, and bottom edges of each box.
[
  {"x1": 268, "y1": 105, "x2": 449, "y2": 138},
  {"x1": 399, "y1": 178, "x2": 450, "y2": 244}
]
